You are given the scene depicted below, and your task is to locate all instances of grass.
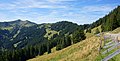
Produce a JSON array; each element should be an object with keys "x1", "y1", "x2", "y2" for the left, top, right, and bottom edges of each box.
[
  {"x1": 85, "y1": 32, "x2": 94, "y2": 38},
  {"x1": 95, "y1": 46, "x2": 120, "y2": 61},
  {"x1": 13, "y1": 41, "x2": 22, "y2": 47},
  {"x1": 28, "y1": 36, "x2": 100, "y2": 61},
  {"x1": 105, "y1": 39, "x2": 112, "y2": 44},
  {"x1": 91, "y1": 25, "x2": 102, "y2": 34},
  {"x1": 111, "y1": 27, "x2": 120, "y2": 34},
  {"x1": 44, "y1": 28, "x2": 59, "y2": 40},
  {"x1": 43, "y1": 23, "x2": 59, "y2": 40},
  {"x1": 51, "y1": 47, "x2": 57, "y2": 53},
  {"x1": 1, "y1": 27, "x2": 13, "y2": 30},
  {"x1": 13, "y1": 29, "x2": 20, "y2": 38},
  {"x1": 109, "y1": 53, "x2": 120, "y2": 61}
]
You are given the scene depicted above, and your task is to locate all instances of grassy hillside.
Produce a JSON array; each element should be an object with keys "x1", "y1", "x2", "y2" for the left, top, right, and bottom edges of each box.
[
  {"x1": 44, "y1": 28, "x2": 59, "y2": 40},
  {"x1": 28, "y1": 27, "x2": 120, "y2": 61},
  {"x1": 28, "y1": 36, "x2": 100, "y2": 61},
  {"x1": 91, "y1": 25, "x2": 102, "y2": 34},
  {"x1": 111, "y1": 27, "x2": 120, "y2": 33}
]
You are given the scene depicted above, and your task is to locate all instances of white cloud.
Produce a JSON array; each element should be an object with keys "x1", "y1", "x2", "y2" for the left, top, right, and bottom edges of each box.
[
  {"x1": 37, "y1": 16, "x2": 75, "y2": 24},
  {"x1": 33, "y1": 5, "x2": 116, "y2": 24},
  {"x1": 81, "y1": 5, "x2": 114, "y2": 13},
  {"x1": 0, "y1": 0, "x2": 68, "y2": 10}
]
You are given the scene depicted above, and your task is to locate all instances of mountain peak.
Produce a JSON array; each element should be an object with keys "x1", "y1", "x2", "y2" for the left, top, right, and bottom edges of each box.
[
  {"x1": 0, "y1": 19, "x2": 36, "y2": 28},
  {"x1": 16, "y1": 19, "x2": 22, "y2": 22}
]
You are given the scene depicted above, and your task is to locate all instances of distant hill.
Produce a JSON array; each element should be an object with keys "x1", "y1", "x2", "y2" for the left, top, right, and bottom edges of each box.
[
  {"x1": 0, "y1": 19, "x2": 36, "y2": 29},
  {"x1": 0, "y1": 20, "x2": 82, "y2": 49}
]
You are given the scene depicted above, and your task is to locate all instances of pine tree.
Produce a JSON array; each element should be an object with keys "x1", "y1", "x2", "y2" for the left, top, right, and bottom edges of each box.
[{"x1": 72, "y1": 29, "x2": 86, "y2": 44}]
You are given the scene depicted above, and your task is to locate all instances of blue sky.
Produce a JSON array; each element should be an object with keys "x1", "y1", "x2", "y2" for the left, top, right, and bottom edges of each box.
[{"x1": 0, "y1": 0, "x2": 120, "y2": 24}]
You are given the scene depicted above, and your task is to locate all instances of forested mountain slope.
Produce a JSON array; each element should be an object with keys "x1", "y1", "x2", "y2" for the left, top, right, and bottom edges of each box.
[
  {"x1": 0, "y1": 20, "x2": 86, "y2": 61},
  {"x1": 87, "y1": 6, "x2": 120, "y2": 32}
]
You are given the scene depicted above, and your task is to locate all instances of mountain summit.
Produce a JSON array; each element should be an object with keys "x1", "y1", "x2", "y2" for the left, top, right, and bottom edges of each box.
[{"x1": 0, "y1": 19, "x2": 36, "y2": 28}]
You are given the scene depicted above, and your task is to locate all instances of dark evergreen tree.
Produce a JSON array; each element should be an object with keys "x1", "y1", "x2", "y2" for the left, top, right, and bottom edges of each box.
[{"x1": 72, "y1": 29, "x2": 86, "y2": 44}]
